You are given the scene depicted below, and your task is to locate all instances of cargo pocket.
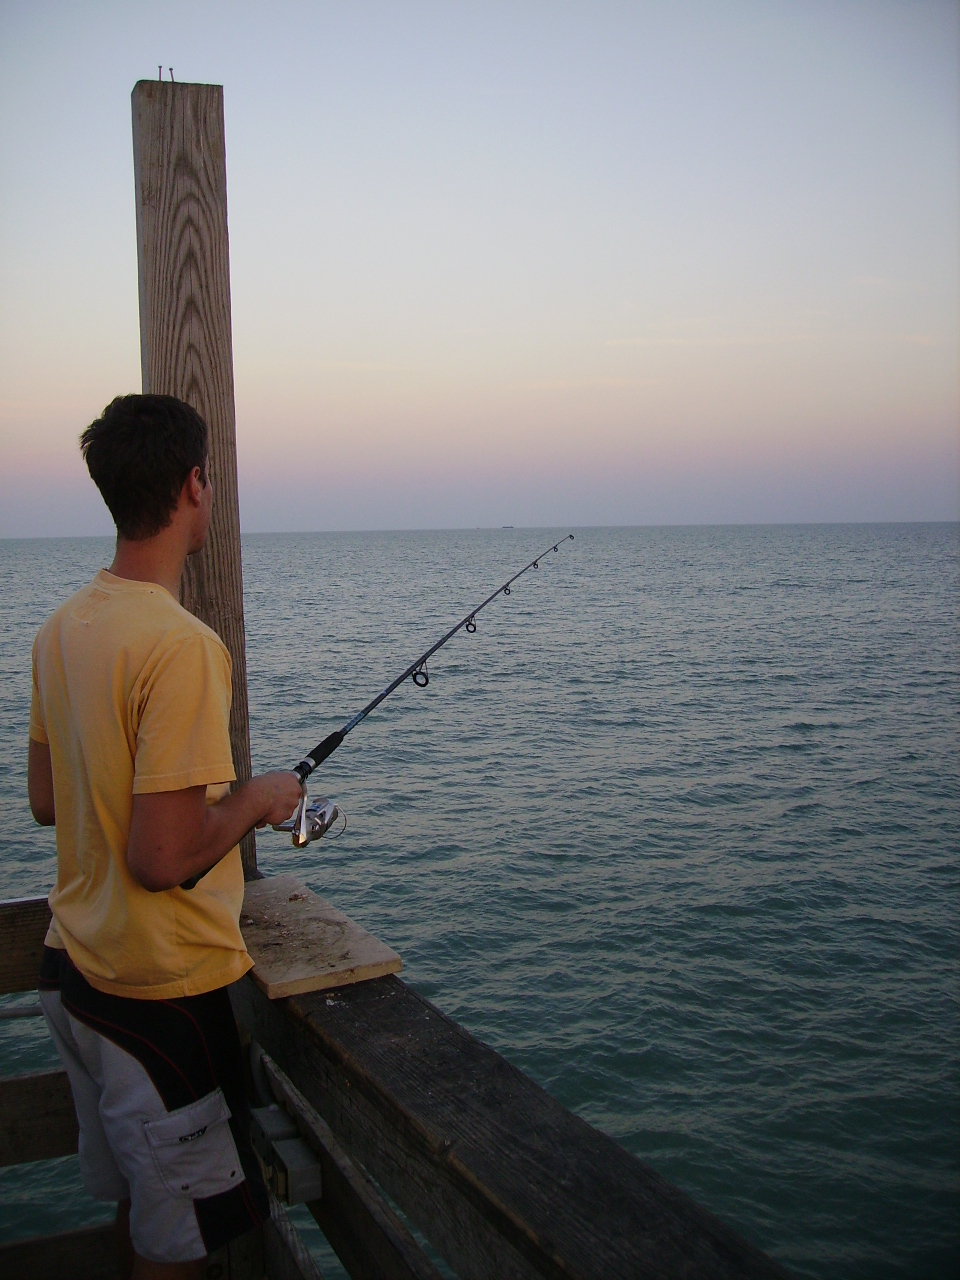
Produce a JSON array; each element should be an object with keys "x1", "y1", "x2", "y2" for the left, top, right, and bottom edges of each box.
[{"x1": 143, "y1": 1088, "x2": 243, "y2": 1200}]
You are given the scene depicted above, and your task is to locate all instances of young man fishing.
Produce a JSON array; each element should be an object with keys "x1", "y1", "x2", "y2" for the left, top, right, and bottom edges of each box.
[{"x1": 27, "y1": 394, "x2": 303, "y2": 1279}]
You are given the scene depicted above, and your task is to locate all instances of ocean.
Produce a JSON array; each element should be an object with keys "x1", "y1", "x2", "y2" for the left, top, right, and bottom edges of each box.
[{"x1": 1, "y1": 525, "x2": 957, "y2": 1277}]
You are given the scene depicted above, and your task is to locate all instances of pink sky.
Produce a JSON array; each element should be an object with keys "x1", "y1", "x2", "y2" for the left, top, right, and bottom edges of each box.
[{"x1": 1, "y1": 1, "x2": 957, "y2": 534}]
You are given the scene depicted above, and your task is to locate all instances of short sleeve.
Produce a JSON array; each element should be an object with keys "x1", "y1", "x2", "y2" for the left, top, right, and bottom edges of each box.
[
  {"x1": 29, "y1": 637, "x2": 49, "y2": 744},
  {"x1": 133, "y1": 633, "x2": 236, "y2": 794}
]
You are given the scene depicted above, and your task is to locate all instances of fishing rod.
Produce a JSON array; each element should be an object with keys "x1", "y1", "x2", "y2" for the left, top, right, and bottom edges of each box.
[{"x1": 274, "y1": 534, "x2": 574, "y2": 847}]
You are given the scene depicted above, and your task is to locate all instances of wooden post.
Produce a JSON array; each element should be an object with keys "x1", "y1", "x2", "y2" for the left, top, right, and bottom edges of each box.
[{"x1": 131, "y1": 80, "x2": 257, "y2": 877}]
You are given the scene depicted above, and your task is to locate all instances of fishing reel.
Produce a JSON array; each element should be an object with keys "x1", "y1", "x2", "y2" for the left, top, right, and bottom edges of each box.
[{"x1": 273, "y1": 790, "x2": 342, "y2": 848}]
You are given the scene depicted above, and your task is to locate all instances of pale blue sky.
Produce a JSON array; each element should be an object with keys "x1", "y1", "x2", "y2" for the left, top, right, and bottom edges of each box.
[{"x1": 1, "y1": 1, "x2": 957, "y2": 534}]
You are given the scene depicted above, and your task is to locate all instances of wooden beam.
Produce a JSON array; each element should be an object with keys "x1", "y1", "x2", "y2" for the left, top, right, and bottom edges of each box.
[
  {"x1": 233, "y1": 976, "x2": 791, "y2": 1280},
  {"x1": 0, "y1": 896, "x2": 50, "y2": 994},
  {"x1": 265, "y1": 1192, "x2": 325, "y2": 1280},
  {"x1": 0, "y1": 1217, "x2": 318, "y2": 1280},
  {"x1": 0, "y1": 1069, "x2": 78, "y2": 1166},
  {"x1": 0, "y1": 1223, "x2": 117, "y2": 1279},
  {"x1": 206, "y1": 1225, "x2": 264, "y2": 1279},
  {"x1": 261, "y1": 1052, "x2": 443, "y2": 1280},
  {"x1": 131, "y1": 79, "x2": 256, "y2": 878}
]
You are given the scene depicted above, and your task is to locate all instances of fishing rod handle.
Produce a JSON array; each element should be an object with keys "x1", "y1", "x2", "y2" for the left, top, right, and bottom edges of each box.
[{"x1": 294, "y1": 729, "x2": 344, "y2": 783}]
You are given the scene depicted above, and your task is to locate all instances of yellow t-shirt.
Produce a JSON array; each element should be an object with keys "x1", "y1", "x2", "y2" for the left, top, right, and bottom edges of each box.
[{"x1": 29, "y1": 568, "x2": 253, "y2": 999}]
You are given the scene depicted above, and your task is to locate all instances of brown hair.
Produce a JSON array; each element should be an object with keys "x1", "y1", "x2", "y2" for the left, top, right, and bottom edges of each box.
[{"x1": 80, "y1": 395, "x2": 209, "y2": 540}]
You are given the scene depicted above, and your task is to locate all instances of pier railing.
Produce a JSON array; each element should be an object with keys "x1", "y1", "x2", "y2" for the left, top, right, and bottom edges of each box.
[{"x1": 0, "y1": 894, "x2": 790, "y2": 1279}]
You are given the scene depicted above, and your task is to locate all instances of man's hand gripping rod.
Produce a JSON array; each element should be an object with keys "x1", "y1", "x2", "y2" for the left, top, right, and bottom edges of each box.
[{"x1": 276, "y1": 534, "x2": 574, "y2": 847}]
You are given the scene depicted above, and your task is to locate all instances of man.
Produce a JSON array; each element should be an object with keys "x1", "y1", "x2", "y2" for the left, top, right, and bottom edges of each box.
[{"x1": 27, "y1": 394, "x2": 303, "y2": 1279}]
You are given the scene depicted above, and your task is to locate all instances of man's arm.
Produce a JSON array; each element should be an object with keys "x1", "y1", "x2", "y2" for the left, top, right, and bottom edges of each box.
[
  {"x1": 28, "y1": 739, "x2": 55, "y2": 826},
  {"x1": 127, "y1": 771, "x2": 302, "y2": 893}
]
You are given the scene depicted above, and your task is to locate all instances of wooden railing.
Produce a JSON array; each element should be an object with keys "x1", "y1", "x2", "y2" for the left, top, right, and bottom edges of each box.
[{"x1": 0, "y1": 895, "x2": 791, "y2": 1279}]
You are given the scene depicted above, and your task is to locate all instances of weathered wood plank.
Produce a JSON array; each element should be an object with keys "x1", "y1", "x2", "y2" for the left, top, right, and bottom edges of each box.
[
  {"x1": 0, "y1": 1068, "x2": 78, "y2": 1166},
  {"x1": 261, "y1": 1052, "x2": 442, "y2": 1280},
  {"x1": 0, "y1": 1219, "x2": 312, "y2": 1280},
  {"x1": 265, "y1": 1192, "x2": 326, "y2": 1280},
  {"x1": 0, "y1": 1222, "x2": 117, "y2": 1279},
  {"x1": 206, "y1": 1224, "x2": 265, "y2": 1278},
  {"x1": 0, "y1": 1002, "x2": 43, "y2": 1020},
  {"x1": 233, "y1": 976, "x2": 791, "y2": 1280},
  {"x1": 0, "y1": 895, "x2": 50, "y2": 994},
  {"x1": 242, "y1": 876, "x2": 401, "y2": 1000},
  {"x1": 131, "y1": 79, "x2": 256, "y2": 878},
  {"x1": 0, "y1": 1217, "x2": 298, "y2": 1280}
]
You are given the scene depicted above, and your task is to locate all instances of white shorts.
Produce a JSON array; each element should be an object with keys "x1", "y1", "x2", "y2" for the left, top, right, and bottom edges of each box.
[{"x1": 39, "y1": 946, "x2": 268, "y2": 1264}]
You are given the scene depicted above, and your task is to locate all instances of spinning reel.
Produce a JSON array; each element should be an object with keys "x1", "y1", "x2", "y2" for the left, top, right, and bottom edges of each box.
[{"x1": 273, "y1": 789, "x2": 342, "y2": 848}]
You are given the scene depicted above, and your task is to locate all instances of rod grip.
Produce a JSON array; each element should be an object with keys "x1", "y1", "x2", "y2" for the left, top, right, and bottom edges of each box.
[{"x1": 295, "y1": 730, "x2": 344, "y2": 782}]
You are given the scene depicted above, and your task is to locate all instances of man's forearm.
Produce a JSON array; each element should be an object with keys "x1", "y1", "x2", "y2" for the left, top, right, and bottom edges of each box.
[
  {"x1": 127, "y1": 772, "x2": 301, "y2": 892},
  {"x1": 179, "y1": 778, "x2": 274, "y2": 882}
]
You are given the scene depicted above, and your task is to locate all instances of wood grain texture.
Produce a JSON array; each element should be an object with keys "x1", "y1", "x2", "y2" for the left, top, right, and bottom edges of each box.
[
  {"x1": 131, "y1": 79, "x2": 256, "y2": 878},
  {"x1": 241, "y1": 875, "x2": 401, "y2": 999},
  {"x1": 265, "y1": 1192, "x2": 325, "y2": 1280},
  {"x1": 232, "y1": 977, "x2": 792, "y2": 1280},
  {"x1": 0, "y1": 896, "x2": 51, "y2": 994},
  {"x1": 0, "y1": 1223, "x2": 118, "y2": 1279},
  {"x1": 262, "y1": 1052, "x2": 444, "y2": 1280},
  {"x1": 0, "y1": 1069, "x2": 78, "y2": 1166},
  {"x1": 206, "y1": 1226, "x2": 265, "y2": 1279}
]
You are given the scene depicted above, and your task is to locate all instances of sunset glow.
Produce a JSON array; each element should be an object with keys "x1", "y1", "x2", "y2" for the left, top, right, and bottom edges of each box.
[{"x1": 1, "y1": 1, "x2": 957, "y2": 534}]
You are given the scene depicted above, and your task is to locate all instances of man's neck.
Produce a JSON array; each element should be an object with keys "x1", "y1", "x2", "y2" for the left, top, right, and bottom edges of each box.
[{"x1": 109, "y1": 532, "x2": 187, "y2": 599}]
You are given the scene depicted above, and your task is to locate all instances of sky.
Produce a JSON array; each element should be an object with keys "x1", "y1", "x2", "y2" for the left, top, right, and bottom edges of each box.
[{"x1": 0, "y1": 0, "x2": 957, "y2": 535}]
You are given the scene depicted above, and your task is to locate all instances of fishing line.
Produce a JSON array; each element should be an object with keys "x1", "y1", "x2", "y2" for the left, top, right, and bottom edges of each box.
[{"x1": 275, "y1": 534, "x2": 574, "y2": 847}]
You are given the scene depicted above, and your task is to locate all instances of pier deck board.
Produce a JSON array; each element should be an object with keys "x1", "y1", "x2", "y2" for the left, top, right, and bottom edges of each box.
[{"x1": 242, "y1": 874, "x2": 401, "y2": 999}]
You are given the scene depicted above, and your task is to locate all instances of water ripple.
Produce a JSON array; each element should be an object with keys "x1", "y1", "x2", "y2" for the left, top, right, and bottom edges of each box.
[{"x1": 0, "y1": 525, "x2": 957, "y2": 1277}]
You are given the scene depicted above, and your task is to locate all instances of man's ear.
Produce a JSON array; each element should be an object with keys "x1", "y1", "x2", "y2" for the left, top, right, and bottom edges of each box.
[{"x1": 185, "y1": 465, "x2": 205, "y2": 507}]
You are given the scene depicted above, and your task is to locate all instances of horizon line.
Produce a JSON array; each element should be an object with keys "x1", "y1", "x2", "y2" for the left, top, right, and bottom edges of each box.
[{"x1": 2, "y1": 518, "x2": 958, "y2": 543}]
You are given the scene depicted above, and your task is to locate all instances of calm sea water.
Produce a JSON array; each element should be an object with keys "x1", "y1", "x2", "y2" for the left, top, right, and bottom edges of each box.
[{"x1": 0, "y1": 525, "x2": 957, "y2": 1278}]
